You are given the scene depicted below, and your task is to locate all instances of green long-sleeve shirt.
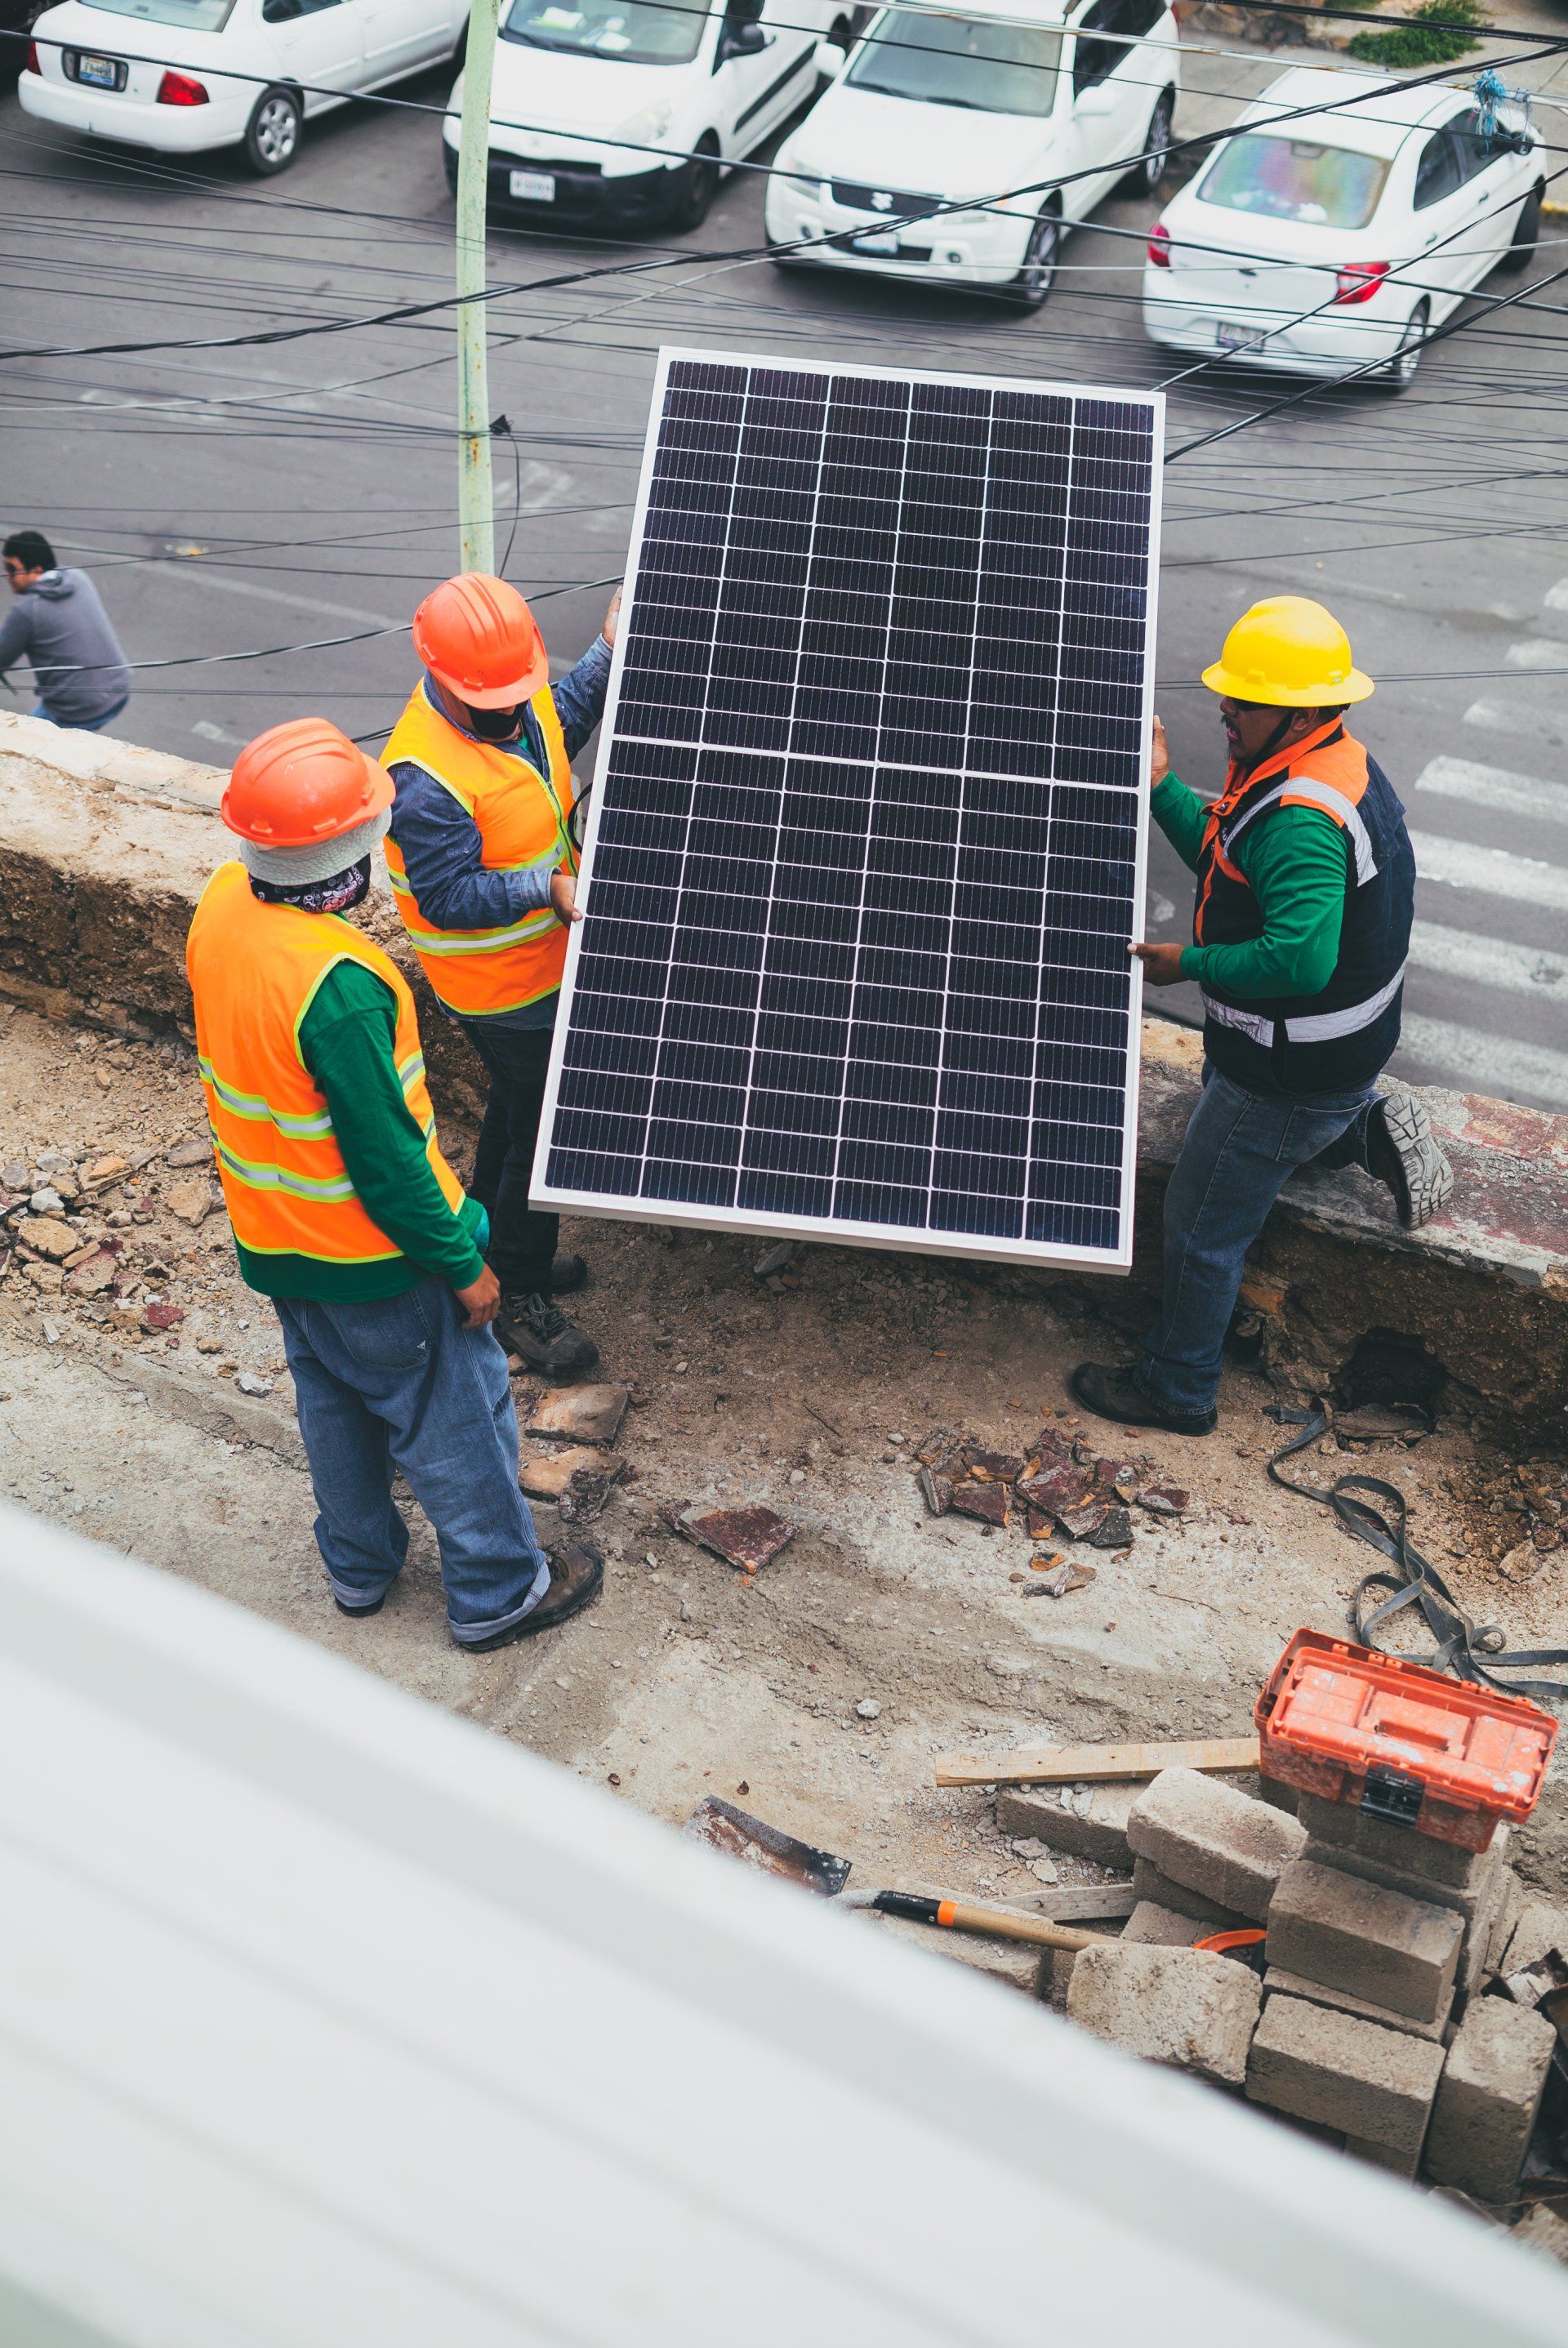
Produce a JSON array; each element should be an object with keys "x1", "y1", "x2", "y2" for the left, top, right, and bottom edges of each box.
[
  {"x1": 1152, "y1": 772, "x2": 1349, "y2": 1001},
  {"x1": 231, "y1": 961, "x2": 488, "y2": 1304}
]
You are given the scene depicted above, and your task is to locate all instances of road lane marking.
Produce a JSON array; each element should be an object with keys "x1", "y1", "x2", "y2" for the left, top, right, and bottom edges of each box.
[
  {"x1": 1463, "y1": 697, "x2": 1567, "y2": 753},
  {"x1": 1544, "y1": 579, "x2": 1568, "y2": 611},
  {"x1": 1506, "y1": 641, "x2": 1568, "y2": 670},
  {"x1": 1410, "y1": 830, "x2": 1568, "y2": 914},
  {"x1": 1412, "y1": 755, "x2": 1568, "y2": 829},
  {"x1": 1396, "y1": 1014, "x2": 1568, "y2": 1112},
  {"x1": 1407, "y1": 919, "x2": 1568, "y2": 997},
  {"x1": 149, "y1": 568, "x2": 403, "y2": 631}
]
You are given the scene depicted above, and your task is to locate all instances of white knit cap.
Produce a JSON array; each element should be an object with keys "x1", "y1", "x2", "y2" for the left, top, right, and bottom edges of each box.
[{"x1": 237, "y1": 802, "x2": 390, "y2": 886}]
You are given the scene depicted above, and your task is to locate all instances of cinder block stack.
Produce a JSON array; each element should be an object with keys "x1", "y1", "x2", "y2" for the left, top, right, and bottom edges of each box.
[{"x1": 1040, "y1": 1762, "x2": 1568, "y2": 2221}]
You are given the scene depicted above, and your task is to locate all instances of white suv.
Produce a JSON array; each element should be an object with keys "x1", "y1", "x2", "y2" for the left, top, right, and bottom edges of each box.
[
  {"x1": 448, "y1": 0, "x2": 862, "y2": 233},
  {"x1": 764, "y1": 0, "x2": 1179, "y2": 305}
]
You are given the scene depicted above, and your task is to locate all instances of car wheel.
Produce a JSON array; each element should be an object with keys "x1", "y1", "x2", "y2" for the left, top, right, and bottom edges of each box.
[
  {"x1": 817, "y1": 13, "x2": 852, "y2": 91},
  {"x1": 244, "y1": 85, "x2": 301, "y2": 175},
  {"x1": 1379, "y1": 300, "x2": 1428, "y2": 394},
  {"x1": 1121, "y1": 87, "x2": 1174, "y2": 199},
  {"x1": 670, "y1": 134, "x2": 719, "y2": 233},
  {"x1": 1498, "y1": 182, "x2": 1543, "y2": 273},
  {"x1": 1008, "y1": 205, "x2": 1060, "y2": 308}
]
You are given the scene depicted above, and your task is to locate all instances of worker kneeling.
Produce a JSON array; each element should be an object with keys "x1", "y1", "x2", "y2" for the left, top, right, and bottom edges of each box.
[
  {"x1": 1075, "y1": 598, "x2": 1453, "y2": 1440},
  {"x1": 186, "y1": 718, "x2": 604, "y2": 1645}
]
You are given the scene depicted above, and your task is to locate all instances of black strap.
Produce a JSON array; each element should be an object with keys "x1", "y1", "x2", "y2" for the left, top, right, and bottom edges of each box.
[{"x1": 1266, "y1": 1405, "x2": 1568, "y2": 1706}]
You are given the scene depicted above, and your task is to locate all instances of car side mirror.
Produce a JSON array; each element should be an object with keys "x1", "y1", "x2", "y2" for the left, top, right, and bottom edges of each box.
[
  {"x1": 1075, "y1": 81, "x2": 1116, "y2": 115},
  {"x1": 718, "y1": 17, "x2": 768, "y2": 60},
  {"x1": 813, "y1": 35, "x2": 846, "y2": 78}
]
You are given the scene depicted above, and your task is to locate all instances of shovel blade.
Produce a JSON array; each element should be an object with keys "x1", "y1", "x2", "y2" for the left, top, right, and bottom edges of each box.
[{"x1": 683, "y1": 1795, "x2": 851, "y2": 1896}]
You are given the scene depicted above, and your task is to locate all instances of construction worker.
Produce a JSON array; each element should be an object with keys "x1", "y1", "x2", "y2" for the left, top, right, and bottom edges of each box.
[
  {"x1": 381, "y1": 574, "x2": 620, "y2": 1382},
  {"x1": 1072, "y1": 597, "x2": 1453, "y2": 1439},
  {"x1": 185, "y1": 717, "x2": 604, "y2": 1646}
]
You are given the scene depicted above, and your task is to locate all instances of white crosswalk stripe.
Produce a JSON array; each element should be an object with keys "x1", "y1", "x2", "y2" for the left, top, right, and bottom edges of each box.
[
  {"x1": 1506, "y1": 640, "x2": 1568, "y2": 671},
  {"x1": 1413, "y1": 755, "x2": 1568, "y2": 828},
  {"x1": 1410, "y1": 828, "x2": 1568, "y2": 913},
  {"x1": 1462, "y1": 697, "x2": 1567, "y2": 755},
  {"x1": 1396, "y1": 1014, "x2": 1568, "y2": 1111},
  {"x1": 1406, "y1": 919, "x2": 1568, "y2": 998},
  {"x1": 1544, "y1": 579, "x2": 1568, "y2": 612}
]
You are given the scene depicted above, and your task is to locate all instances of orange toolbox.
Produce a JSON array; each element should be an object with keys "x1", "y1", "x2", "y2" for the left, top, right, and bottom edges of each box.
[{"x1": 1256, "y1": 1629, "x2": 1557, "y2": 1852}]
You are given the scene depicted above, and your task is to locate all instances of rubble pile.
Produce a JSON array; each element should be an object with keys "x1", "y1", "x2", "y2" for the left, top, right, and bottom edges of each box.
[
  {"x1": 913, "y1": 1422, "x2": 1188, "y2": 1562},
  {"x1": 1032, "y1": 1764, "x2": 1568, "y2": 2221}
]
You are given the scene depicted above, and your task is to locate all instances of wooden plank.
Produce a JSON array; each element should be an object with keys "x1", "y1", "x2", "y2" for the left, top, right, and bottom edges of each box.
[
  {"x1": 933, "y1": 1735, "x2": 1259, "y2": 1789},
  {"x1": 1016, "y1": 1885, "x2": 1138, "y2": 1924}
]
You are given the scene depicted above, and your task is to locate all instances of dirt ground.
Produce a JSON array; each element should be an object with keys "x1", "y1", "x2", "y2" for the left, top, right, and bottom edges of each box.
[{"x1": 3, "y1": 994, "x2": 1566, "y2": 1971}]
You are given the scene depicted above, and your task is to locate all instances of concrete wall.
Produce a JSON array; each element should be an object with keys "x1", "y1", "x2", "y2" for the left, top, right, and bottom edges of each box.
[{"x1": 2, "y1": 711, "x2": 1565, "y2": 1435}]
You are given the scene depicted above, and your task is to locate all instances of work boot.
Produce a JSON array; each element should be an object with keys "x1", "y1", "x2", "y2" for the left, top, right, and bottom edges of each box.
[
  {"x1": 550, "y1": 1250, "x2": 589, "y2": 1294},
  {"x1": 333, "y1": 1591, "x2": 386, "y2": 1619},
  {"x1": 496, "y1": 1289, "x2": 599, "y2": 1382},
  {"x1": 1365, "y1": 1090, "x2": 1454, "y2": 1228},
  {"x1": 461, "y1": 1539, "x2": 605, "y2": 1652},
  {"x1": 1070, "y1": 1361, "x2": 1217, "y2": 1438}
]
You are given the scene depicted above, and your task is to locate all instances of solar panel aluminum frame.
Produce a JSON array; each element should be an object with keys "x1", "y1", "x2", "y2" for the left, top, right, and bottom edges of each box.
[{"x1": 532, "y1": 346, "x2": 1161, "y2": 1272}]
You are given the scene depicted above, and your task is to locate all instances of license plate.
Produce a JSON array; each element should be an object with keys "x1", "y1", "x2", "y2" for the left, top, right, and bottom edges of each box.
[
  {"x1": 77, "y1": 53, "x2": 121, "y2": 87},
  {"x1": 849, "y1": 229, "x2": 898, "y2": 256},
  {"x1": 1217, "y1": 321, "x2": 1265, "y2": 352},
  {"x1": 509, "y1": 170, "x2": 556, "y2": 202}
]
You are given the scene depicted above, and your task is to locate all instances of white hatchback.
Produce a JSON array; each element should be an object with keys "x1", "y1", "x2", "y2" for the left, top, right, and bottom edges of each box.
[
  {"x1": 20, "y1": 0, "x2": 466, "y2": 172},
  {"x1": 763, "y1": 0, "x2": 1180, "y2": 305},
  {"x1": 448, "y1": 0, "x2": 859, "y2": 234},
  {"x1": 1142, "y1": 66, "x2": 1544, "y2": 388}
]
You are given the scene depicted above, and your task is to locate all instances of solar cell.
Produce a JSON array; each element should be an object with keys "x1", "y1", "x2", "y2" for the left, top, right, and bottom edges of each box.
[{"x1": 534, "y1": 350, "x2": 1162, "y2": 1268}]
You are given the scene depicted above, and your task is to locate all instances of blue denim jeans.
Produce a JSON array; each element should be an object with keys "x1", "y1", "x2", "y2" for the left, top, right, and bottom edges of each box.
[
  {"x1": 1137, "y1": 1060, "x2": 1381, "y2": 1417},
  {"x1": 272, "y1": 1277, "x2": 550, "y2": 1644},
  {"x1": 31, "y1": 696, "x2": 129, "y2": 733}
]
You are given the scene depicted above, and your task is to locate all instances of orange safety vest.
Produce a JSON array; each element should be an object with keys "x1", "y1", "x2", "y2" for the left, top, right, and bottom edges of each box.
[
  {"x1": 381, "y1": 680, "x2": 577, "y2": 1018},
  {"x1": 185, "y1": 861, "x2": 466, "y2": 1266}
]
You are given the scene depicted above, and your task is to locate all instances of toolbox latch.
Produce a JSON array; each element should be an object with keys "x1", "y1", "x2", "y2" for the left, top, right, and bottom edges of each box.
[{"x1": 1360, "y1": 1764, "x2": 1423, "y2": 1829}]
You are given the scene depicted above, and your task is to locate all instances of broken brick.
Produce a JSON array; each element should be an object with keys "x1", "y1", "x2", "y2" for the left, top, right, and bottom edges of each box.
[
  {"x1": 524, "y1": 1382, "x2": 630, "y2": 1448},
  {"x1": 964, "y1": 1446, "x2": 1024, "y2": 1481},
  {"x1": 1086, "y1": 1505, "x2": 1134, "y2": 1549},
  {"x1": 521, "y1": 1446, "x2": 621, "y2": 1502},
  {"x1": 1137, "y1": 1484, "x2": 1189, "y2": 1517},
  {"x1": 950, "y1": 1481, "x2": 1008, "y2": 1526},
  {"x1": 918, "y1": 1467, "x2": 952, "y2": 1517},
  {"x1": 1016, "y1": 1462, "x2": 1093, "y2": 1517},
  {"x1": 670, "y1": 1503, "x2": 796, "y2": 1573},
  {"x1": 1056, "y1": 1498, "x2": 1111, "y2": 1540}
]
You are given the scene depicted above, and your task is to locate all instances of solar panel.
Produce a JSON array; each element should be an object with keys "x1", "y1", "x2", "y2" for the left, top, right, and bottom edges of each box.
[{"x1": 533, "y1": 350, "x2": 1161, "y2": 1271}]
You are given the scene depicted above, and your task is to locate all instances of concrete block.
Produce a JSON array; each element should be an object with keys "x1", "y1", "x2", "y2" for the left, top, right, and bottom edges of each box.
[
  {"x1": 1345, "y1": 2131, "x2": 1423, "y2": 2181},
  {"x1": 1499, "y1": 1896, "x2": 1568, "y2": 1981},
  {"x1": 1513, "y1": 2205, "x2": 1568, "y2": 2269},
  {"x1": 1267, "y1": 1858, "x2": 1463, "y2": 2024},
  {"x1": 1263, "y1": 1965, "x2": 1451, "y2": 2044},
  {"x1": 996, "y1": 1780, "x2": 1138, "y2": 1871},
  {"x1": 1423, "y1": 1998, "x2": 1557, "y2": 2202},
  {"x1": 1067, "y1": 1941, "x2": 1263, "y2": 2087},
  {"x1": 1297, "y1": 1793, "x2": 1505, "y2": 1891},
  {"x1": 1247, "y1": 1994, "x2": 1443, "y2": 2161},
  {"x1": 1124, "y1": 1900, "x2": 1206, "y2": 1949},
  {"x1": 1127, "y1": 1767, "x2": 1305, "y2": 1923},
  {"x1": 1457, "y1": 1852, "x2": 1512, "y2": 1995},
  {"x1": 1130, "y1": 1855, "x2": 1252, "y2": 1931},
  {"x1": 1255, "y1": 1774, "x2": 1300, "y2": 1816},
  {"x1": 1299, "y1": 1831, "x2": 1502, "y2": 1925},
  {"x1": 1485, "y1": 1873, "x2": 1526, "y2": 1984}
]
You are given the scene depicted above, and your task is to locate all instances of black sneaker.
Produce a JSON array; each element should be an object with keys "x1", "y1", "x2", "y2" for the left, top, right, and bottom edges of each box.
[
  {"x1": 550, "y1": 1250, "x2": 589, "y2": 1294},
  {"x1": 333, "y1": 1592, "x2": 386, "y2": 1619},
  {"x1": 496, "y1": 1290, "x2": 599, "y2": 1382},
  {"x1": 461, "y1": 1540, "x2": 604, "y2": 1651},
  {"x1": 1366, "y1": 1091, "x2": 1454, "y2": 1228},
  {"x1": 1070, "y1": 1361, "x2": 1217, "y2": 1438}
]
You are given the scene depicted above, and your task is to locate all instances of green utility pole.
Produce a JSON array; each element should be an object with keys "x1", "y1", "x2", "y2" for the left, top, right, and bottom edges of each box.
[{"x1": 455, "y1": 0, "x2": 499, "y2": 574}]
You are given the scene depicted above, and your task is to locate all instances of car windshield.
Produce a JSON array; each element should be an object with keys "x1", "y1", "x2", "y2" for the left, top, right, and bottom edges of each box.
[
  {"x1": 501, "y1": 0, "x2": 706, "y2": 64},
  {"x1": 80, "y1": 0, "x2": 237, "y2": 27},
  {"x1": 1196, "y1": 133, "x2": 1391, "y2": 229},
  {"x1": 846, "y1": 11, "x2": 1063, "y2": 117}
]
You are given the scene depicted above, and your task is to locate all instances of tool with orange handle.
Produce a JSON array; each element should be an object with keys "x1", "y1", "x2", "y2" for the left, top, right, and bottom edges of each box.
[{"x1": 842, "y1": 1889, "x2": 1111, "y2": 1951}]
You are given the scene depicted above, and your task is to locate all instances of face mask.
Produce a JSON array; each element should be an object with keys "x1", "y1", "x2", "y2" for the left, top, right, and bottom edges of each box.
[
  {"x1": 467, "y1": 701, "x2": 527, "y2": 742},
  {"x1": 250, "y1": 857, "x2": 372, "y2": 915}
]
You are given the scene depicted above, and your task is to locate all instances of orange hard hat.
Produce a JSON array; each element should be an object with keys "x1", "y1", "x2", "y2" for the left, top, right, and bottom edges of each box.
[
  {"x1": 221, "y1": 717, "x2": 393, "y2": 849},
  {"x1": 412, "y1": 573, "x2": 549, "y2": 709}
]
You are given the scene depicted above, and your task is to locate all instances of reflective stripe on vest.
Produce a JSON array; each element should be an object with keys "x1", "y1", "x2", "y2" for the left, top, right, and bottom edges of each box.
[
  {"x1": 1222, "y1": 777, "x2": 1379, "y2": 887},
  {"x1": 1203, "y1": 960, "x2": 1407, "y2": 1049},
  {"x1": 381, "y1": 680, "x2": 577, "y2": 1018},
  {"x1": 185, "y1": 862, "x2": 466, "y2": 1264}
]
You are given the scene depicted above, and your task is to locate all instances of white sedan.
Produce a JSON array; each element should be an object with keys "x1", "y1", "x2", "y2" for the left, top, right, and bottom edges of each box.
[
  {"x1": 1142, "y1": 66, "x2": 1544, "y2": 389},
  {"x1": 763, "y1": 0, "x2": 1181, "y2": 305},
  {"x1": 20, "y1": 0, "x2": 467, "y2": 172}
]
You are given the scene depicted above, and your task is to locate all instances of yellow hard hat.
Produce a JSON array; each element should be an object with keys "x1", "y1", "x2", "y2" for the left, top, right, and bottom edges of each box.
[{"x1": 1201, "y1": 596, "x2": 1374, "y2": 707}]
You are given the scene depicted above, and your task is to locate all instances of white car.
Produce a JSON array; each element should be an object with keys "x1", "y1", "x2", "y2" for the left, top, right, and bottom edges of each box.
[
  {"x1": 448, "y1": 0, "x2": 862, "y2": 233},
  {"x1": 1142, "y1": 67, "x2": 1544, "y2": 389},
  {"x1": 763, "y1": 0, "x2": 1180, "y2": 305},
  {"x1": 20, "y1": 0, "x2": 467, "y2": 170}
]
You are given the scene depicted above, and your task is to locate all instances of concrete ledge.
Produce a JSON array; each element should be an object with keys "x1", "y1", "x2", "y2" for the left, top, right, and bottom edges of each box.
[{"x1": 2, "y1": 710, "x2": 1566, "y2": 1428}]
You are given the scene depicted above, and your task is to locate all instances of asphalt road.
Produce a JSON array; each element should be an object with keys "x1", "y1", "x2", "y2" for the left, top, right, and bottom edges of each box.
[{"x1": 6, "y1": 42, "x2": 1568, "y2": 1109}]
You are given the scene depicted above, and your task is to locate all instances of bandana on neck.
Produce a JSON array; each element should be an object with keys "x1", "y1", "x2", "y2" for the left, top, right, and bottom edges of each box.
[{"x1": 248, "y1": 858, "x2": 371, "y2": 916}]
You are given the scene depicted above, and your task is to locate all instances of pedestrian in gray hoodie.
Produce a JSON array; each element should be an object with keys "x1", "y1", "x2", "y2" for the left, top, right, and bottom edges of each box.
[{"x1": 1, "y1": 530, "x2": 132, "y2": 731}]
